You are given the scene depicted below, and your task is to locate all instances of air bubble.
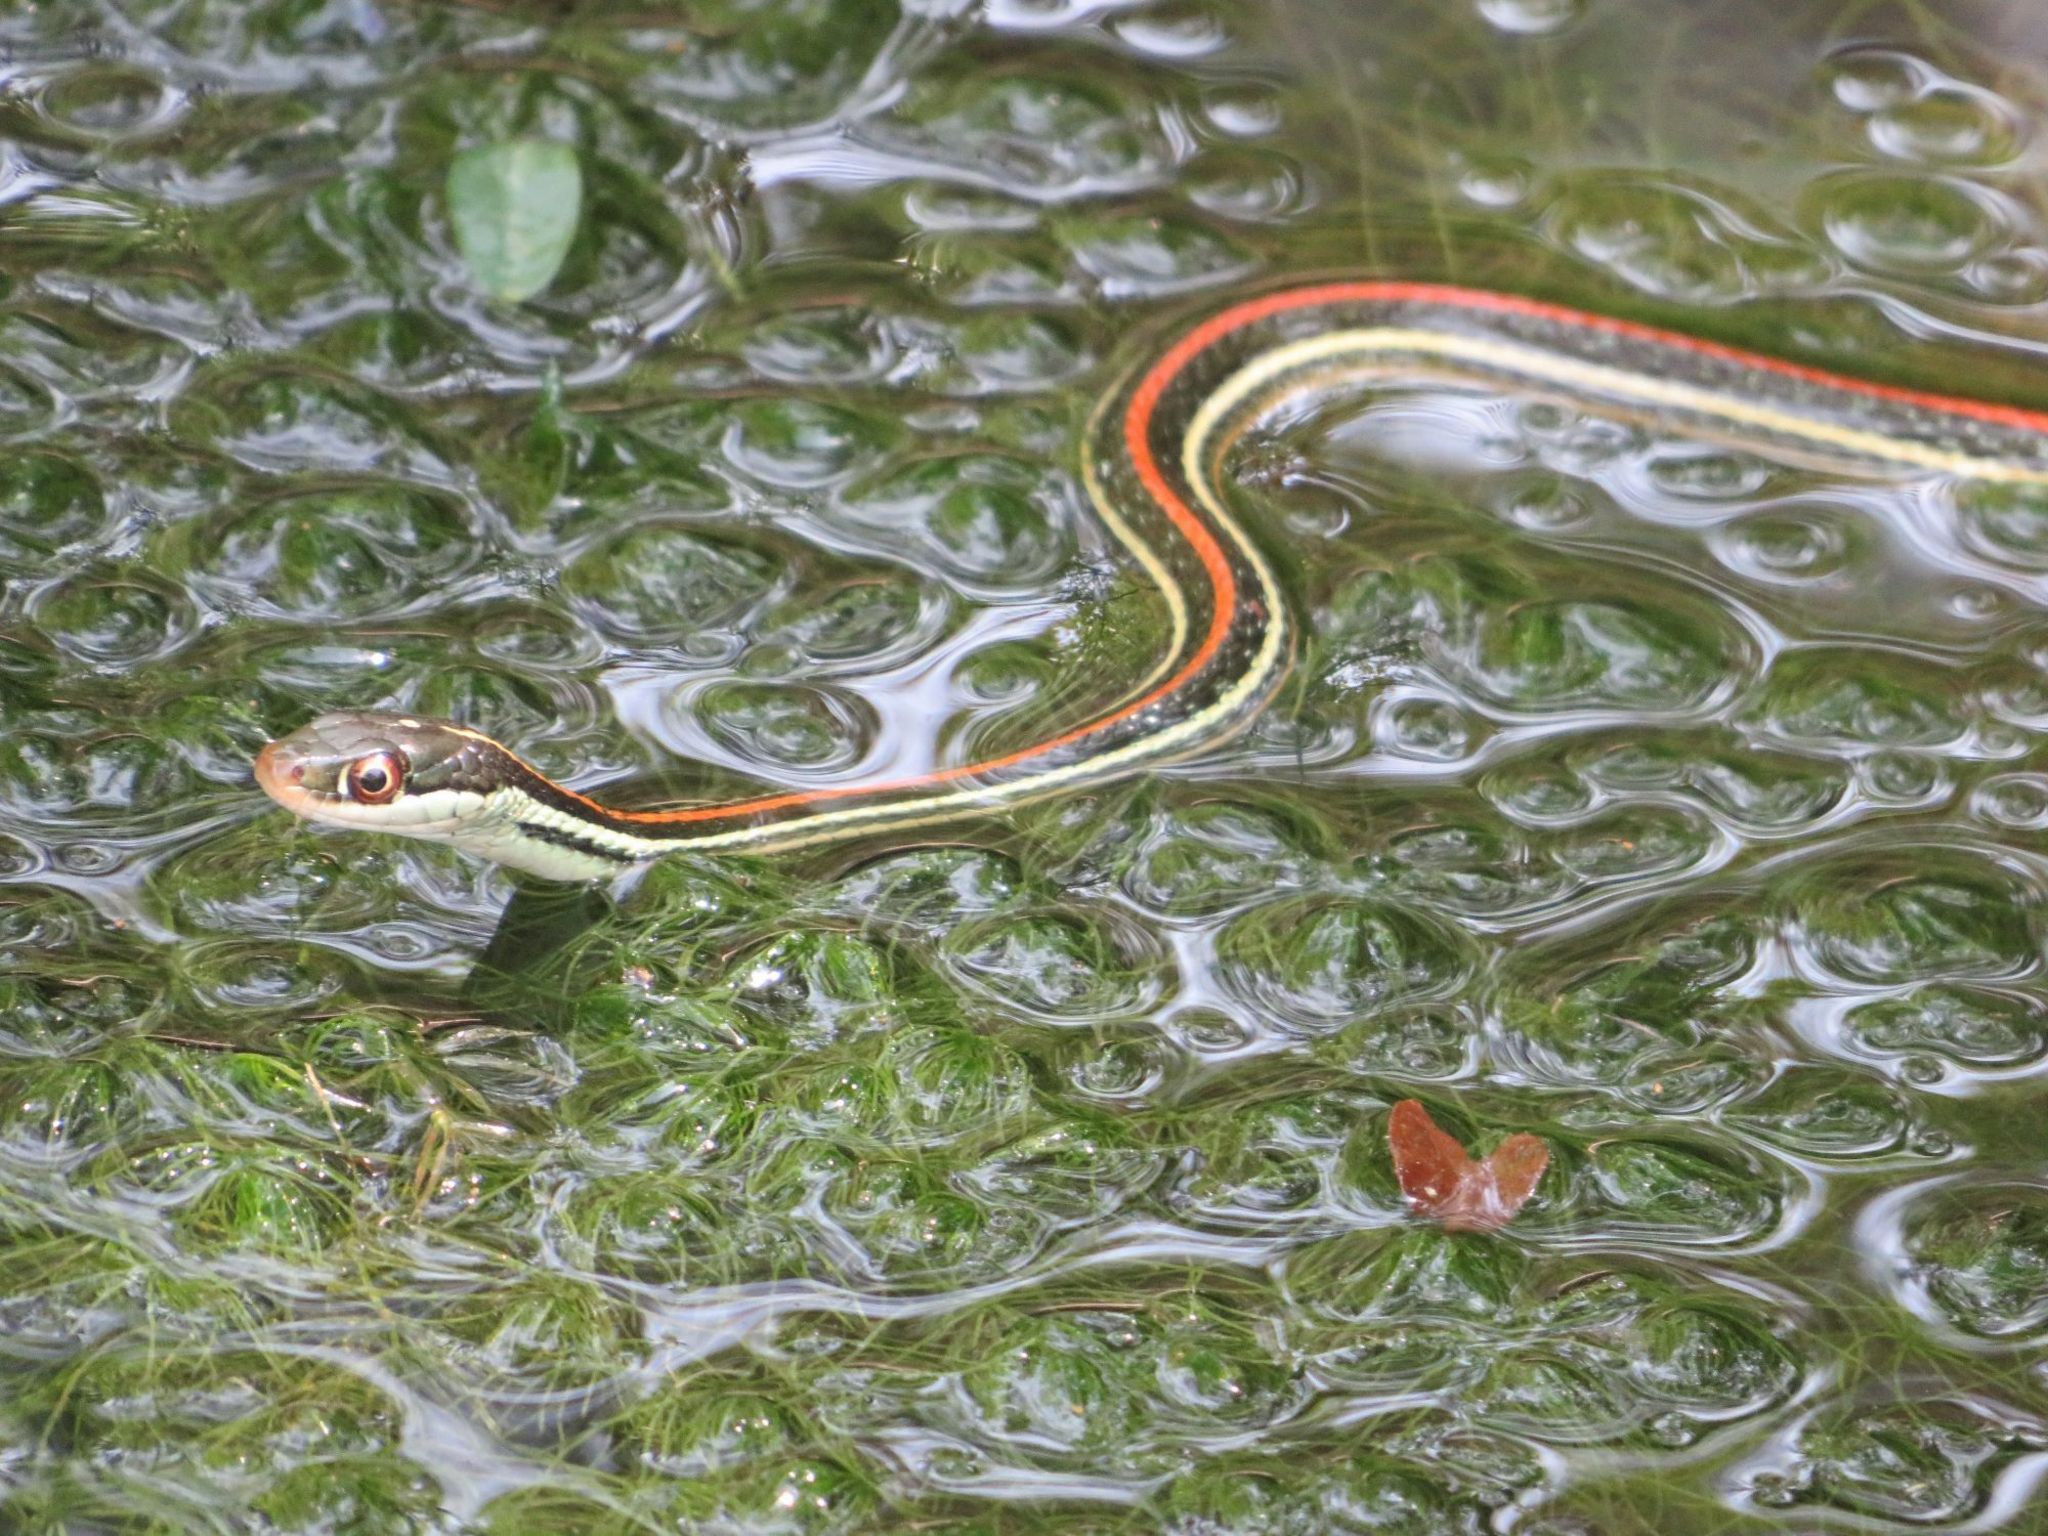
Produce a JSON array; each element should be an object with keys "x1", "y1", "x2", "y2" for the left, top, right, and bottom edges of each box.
[{"x1": 1476, "y1": 0, "x2": 1585, "y2": 36}]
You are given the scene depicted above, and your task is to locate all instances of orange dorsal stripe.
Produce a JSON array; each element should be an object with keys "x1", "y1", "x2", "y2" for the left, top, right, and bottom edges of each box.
[{"x1": 579, "y1": 281, "x2": 2048, "y2": 828}]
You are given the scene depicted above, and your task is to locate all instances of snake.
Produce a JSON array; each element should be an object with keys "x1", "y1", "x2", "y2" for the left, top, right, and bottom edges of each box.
[{"x1": 255, "y1": 280, "x2": 2048, "y2": 882}]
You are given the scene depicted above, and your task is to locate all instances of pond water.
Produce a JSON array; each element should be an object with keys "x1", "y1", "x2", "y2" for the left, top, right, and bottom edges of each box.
[{"x1": 4, "y1": 1, "x2": 2048, "y2": 1531}]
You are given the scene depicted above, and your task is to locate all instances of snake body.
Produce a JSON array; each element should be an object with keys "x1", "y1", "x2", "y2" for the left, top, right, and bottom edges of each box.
[{"x1": 255, "y1": 282, "x2": 2048, "y2": 880}]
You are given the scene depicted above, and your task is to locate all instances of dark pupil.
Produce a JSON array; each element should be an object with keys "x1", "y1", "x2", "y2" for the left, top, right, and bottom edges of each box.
[{"x1": 357, "y1": 765, "x2": 388, "y2": 794}]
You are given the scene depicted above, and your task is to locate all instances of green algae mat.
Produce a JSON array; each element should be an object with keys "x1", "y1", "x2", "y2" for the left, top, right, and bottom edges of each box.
[{"x1": 5, "y1": 0, "x2": 2048, "y2": 1531}]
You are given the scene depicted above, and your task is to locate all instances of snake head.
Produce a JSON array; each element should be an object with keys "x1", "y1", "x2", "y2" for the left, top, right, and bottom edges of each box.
[
  {"x1": 255, "y1": 711, "x2": 495, "y2": 833},
  {"x1": 254, "y1": 711, "x2": 634, "y2": 881}
]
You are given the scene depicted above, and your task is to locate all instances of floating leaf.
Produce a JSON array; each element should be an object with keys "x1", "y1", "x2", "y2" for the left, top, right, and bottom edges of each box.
[
  {"x1": 446, "y1": 139, "x2": 582, "y2": 302},
  {"x1": 1388, "y1": 1099, "x2": 1548, "y2": 1232}
]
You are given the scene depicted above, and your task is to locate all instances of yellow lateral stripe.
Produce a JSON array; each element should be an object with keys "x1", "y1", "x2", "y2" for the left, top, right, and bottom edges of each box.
[
  {"x1": 1080, "y1": 362, "x2": 1194, "y2": 707},
  {"x1": 452, "y1": 304, "x2": 2048, "y2": 867},
  {"x1": 1186, "y1": 328, "x2": 2048, "y2": 484}
]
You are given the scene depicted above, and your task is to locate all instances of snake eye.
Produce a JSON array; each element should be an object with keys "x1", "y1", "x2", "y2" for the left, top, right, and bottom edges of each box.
[{"x1": 346, "y1": 751, "x2": 405, "y2": 805}]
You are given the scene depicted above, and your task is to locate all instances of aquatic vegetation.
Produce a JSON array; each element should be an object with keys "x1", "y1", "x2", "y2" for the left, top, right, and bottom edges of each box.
[
  {"x1": 3, "y1": 0, "x2": 2048, "y2": 1530},
  {"x1": 447, "y1": 140, "x2": 585, "y2": 303}
]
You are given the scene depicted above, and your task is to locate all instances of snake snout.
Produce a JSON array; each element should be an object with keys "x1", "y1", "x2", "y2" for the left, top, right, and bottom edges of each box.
[{"x1": 253, "y1": 735, "x2": 318, "y2": 811}]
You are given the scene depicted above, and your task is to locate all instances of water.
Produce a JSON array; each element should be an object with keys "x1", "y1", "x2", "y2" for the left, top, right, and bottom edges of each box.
[{"x1": 3, "y1": 0, "x2": 2048, "y2": 1530}]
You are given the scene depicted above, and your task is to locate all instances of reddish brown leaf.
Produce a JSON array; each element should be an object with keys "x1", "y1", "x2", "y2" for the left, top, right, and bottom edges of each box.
[
  {"x1": 1388, "y1": 1098, "x2": 1472, "y2": 1209},
  {"x1": 1485, "y1": 1134, "x2": 1550, "y2": 1211},
  {"x1": 1388, "y1": 1099, "x2": 1549, "y2": 1232}
]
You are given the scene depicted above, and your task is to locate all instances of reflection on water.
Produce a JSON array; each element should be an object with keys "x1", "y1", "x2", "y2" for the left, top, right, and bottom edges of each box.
[{"x1": 3, "y1": 0, "x2": 2048, "y2": 1529}]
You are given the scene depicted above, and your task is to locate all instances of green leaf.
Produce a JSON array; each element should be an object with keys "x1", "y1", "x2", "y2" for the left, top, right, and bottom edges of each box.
[{"x1": 446, "y1": 138, "x2": 582, "y2": 302}]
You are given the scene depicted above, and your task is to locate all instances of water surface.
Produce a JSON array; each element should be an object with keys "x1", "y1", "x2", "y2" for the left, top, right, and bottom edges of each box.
[{"x1": 3, "y1": 1, "x2": 2048, "y2": 1531}]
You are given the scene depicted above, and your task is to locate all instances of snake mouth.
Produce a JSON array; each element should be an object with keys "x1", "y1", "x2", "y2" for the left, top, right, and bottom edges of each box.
[
  {"x1": 251, "y1": 741, "x2": 303, "y2": 811},
  {"x1": 253, "y1": 737, "x2": 321, "y2": 815}
]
